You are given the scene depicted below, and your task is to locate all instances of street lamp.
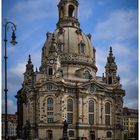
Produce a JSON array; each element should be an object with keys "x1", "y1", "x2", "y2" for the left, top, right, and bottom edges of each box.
[{"x1": 4, "y1": 21, "x2": 17, "y2": 140}]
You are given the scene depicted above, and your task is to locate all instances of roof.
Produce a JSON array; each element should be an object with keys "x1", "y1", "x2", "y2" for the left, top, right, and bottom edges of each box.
[
  {"x1": 123, "y1": 107, "x2": 138, "y2": 117},
  {"x1": 2, "y1": 114, "x2": 17, "y2": 120}
]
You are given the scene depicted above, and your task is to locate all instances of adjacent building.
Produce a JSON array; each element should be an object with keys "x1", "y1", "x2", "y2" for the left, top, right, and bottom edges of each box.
[
  {"x1": 123, "y1": 107, "x2": 138, "y2": 140},
  {"x1": 16, "y1": 0, "x2": 125, "y2": 139},
  {"x1": 2, "y1": 114, "x2": 17, "y2": 139}
]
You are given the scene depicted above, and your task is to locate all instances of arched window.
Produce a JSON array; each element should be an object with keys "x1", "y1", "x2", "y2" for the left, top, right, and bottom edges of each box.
[
  {"x1": 69, "y1": 5, "x2": 75, "y2": 17},
  {"x1": 60, "y1": 6, "x2": 64, "y2": 18},
  {"x1": 67, "y1": 99, "x2": 73, "y2": 124},
  {"x1": 84, "y1": 70, "x2": 90, "y2": 79},
  {"x1": 89, "y1": 100, "x2": 94, "y2": 112},
  {"x1": 105, "y1": 102, "x2": 111, "y2": 125},
  {"x1": 47, "y1": 98, "x2": 53, "y2": 110},
  {"x1": 47, "y1": 98, "x2": 54, "y2": 123},
  {"x1": 79, "y1": 41, "x2": 85, "y2": 54},
  {"x1": 89, "y1": 100, "x2": 94, "y2": 125},
  {"x1": 80, "y1": 45, "x2": 85, "y2": 54},
  {"x1": 67, "y1": 99, "x2": 73, "y2": 111},
  {"x1": 106, "y1": 131, "x2": 112, "y2": 138}
]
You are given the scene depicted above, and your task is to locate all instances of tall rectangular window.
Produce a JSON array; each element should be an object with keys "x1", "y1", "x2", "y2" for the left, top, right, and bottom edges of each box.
[
  {"x1": 67, "y1": 113, "x2": 73, "y2": 124},
  {"x1": 47, "y1": 112, "x2": 54, "y2": 123},
  {"x1": 89, "y1": 114, "x2": 94, "y2": 125},
  {"x1": 105, "y1": 115, "x2": 110, "y2": 125},
  {"x1": 67, "y1": 99, "x2": 73, "y2": 124}
]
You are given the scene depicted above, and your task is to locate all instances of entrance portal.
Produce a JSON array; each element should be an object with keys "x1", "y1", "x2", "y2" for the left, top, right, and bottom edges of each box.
[{"x1": 90, "y1": 131, "x2": 95, "y2": 140}]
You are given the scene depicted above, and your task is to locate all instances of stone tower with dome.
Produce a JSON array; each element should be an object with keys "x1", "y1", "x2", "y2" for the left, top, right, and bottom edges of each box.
[{"x1": 16, "y1": 0, "x2": 125, "y2": 139}]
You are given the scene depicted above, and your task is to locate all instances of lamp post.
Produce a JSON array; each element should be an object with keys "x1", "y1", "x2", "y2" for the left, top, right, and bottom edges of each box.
[{"x1": 4, "y1": 21, "x2": 17, "y2": 140}]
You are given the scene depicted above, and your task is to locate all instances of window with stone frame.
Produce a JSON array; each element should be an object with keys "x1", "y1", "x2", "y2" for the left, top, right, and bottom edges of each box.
[
  {"x1": 80, "y1": 45, "x2": 85, "y2": 53},
  {"x1": 89, "y1": 100, "x2": 94, "y2": 125},
  {"x1": 58, "y1": 43, "x2": 64, "y2": 52},
  {"x1": 69, "y1": 5, "x2": 75, "y2": 17},
  {"x1": 47, "y1": 98, "x2": 54, "y2": 123},
  {"x1": 60, "y1": 6, "x2": 64, "y2": 18},
  {"x1": 90, "y1": 84, "x2": 96, "y2": 93},
  {"x1": 106, "y1": 131, "x2": 112, "y2": 138},
  {"x1": 79, "y1": 40, "x2": 85, "y2": 54},
  {"x1": 47, "y1": 84, "x2": 53, "y2": 91},
  {"x1": 84, "y1": 70, "x2": 90, "y2": 79},
  {"x1": 105, "y1": 102, "x2": 111, "y2": 125},
  {"x1": 67, "y1": 99, "x2": 73, "y2": 124},
  {"x1": 69, "y1": 130, "x2": 74, "y2": 137}
]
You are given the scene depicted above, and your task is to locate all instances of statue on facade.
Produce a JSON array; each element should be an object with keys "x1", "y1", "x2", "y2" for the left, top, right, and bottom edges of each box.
[
  {"x1": 60, "y1": 120, "x2": 69, "y2": 140},
  {"x1": 63, "y1": 120, "x2": 68, "y2": 133}
]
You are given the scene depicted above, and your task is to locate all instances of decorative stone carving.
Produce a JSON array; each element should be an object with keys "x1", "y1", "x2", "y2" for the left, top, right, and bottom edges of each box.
[
  {"x1": 59, "y1": 28, "x2": 65, "y2": 34},
  {"x1": 87, "y1": 34, "x2": 92, "y2": 40},
  {"x1": 75, "y1": 28, "x2": 82, "y2": 34},
  {"x1": 90, "y1": 84, "x2": 97, "y2": 93}
]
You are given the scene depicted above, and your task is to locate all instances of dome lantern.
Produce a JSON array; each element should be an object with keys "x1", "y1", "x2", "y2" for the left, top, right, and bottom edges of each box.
[{"x1": 57, "y1": 0, "x2": 80, "y2": 28}]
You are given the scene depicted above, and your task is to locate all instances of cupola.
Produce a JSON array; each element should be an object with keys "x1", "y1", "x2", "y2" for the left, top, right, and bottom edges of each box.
[{"x1": 57, "y1": 0, "x2": 80, "y2": 28}]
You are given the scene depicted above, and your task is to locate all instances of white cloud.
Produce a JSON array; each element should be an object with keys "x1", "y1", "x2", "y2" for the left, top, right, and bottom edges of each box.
[
  {"x1": 9, "y1": 63, "x2": 25, "y2": 76},
  {"x1": 10, "y1": 0, "x2": 58, "y2": 24},
  {"x1": 2, "y1": 63, "x2": 25, "y2": 100},
  {"x1": 112, "y1": 43, "x2": 137, "y2": 60},
  {"x1": 124, "y1": 99, "x2": 138, "y2": 109},
  {"x1": 94, "y1": 9, "x2": 138, "y2": 42},
  {"x1": 79, "y1": 0, "x2": 93, "y2": 20},
  {"x1": 96, "y1": 47, "x2": 107, "y2": 75},
  {"x1": 31, "y1": 52, "x2": 41, "y2": 68}
]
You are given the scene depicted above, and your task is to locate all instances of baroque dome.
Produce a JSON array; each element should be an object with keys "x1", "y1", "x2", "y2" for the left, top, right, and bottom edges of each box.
[
  {"x1": 40, "y1": 0, "x2": 97, "y2": 80},
  {"x1": 42, "y1": 28, "x2": 96, "y2": 67}
]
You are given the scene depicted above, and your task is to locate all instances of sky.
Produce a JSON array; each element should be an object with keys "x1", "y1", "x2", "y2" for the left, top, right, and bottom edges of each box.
[{"x1": 2, "y1": 0, "x2": 138, "y2": 114}]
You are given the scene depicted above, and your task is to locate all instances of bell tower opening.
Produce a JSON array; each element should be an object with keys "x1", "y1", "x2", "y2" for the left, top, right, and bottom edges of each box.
[
  {"x1": 60, "y1": 6, "x2": 64, "y2": 18},
  {"x1": 108, "y1": 77, "x2": 112, "y2": 84},
  {"x1": 69, "y1": 5, "x2": 75, "y2": 17}
]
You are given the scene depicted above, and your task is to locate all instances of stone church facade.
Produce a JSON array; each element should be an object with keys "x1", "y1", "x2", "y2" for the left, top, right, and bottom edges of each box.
[{"x1": 16, "y1": 0, "x2": 125, "y2": 139}]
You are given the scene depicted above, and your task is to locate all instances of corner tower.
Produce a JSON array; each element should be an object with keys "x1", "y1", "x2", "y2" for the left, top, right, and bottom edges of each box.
[
  {"x1": 24, "y1": 55, "x2": 34, "y2": 86},
  {"x1": 105, "y1": 47, "x2": 119, "y2": 84}
]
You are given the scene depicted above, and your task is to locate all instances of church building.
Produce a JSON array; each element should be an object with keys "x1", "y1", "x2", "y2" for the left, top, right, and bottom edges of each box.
[{"x1": 16, "y1": 0, "x2": 125, "y2": 139}]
